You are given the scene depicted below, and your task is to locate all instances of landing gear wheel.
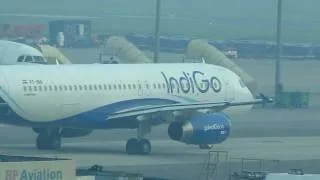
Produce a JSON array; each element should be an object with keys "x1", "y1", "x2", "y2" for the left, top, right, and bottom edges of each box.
[
  {"x1": 47, "y1": 134, "x2": 61, "y2": 150},
  {"x1": 126, "y1": 138, "x2": 151, "y2": 155},
  {"x1": 199, "y1": 144, "x2": 213, "y2": 149},
  {"x1": 36, "y1": 132, "x2": 61, "y2": 150},
  {"x1": 126, "y1": 138, "x2": 139, "y2": 154},
  {"x1": 138, "y1": 139, "x2": 151, "y2": 155},
  {"x1": 36, "y1": 133, "x2": 49, "y2": 150}
]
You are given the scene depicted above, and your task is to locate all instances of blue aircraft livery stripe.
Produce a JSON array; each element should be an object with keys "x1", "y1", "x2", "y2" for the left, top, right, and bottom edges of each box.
[
  {"x1": 73, "y1": 98, "x2": 181, "y2": 123},
  {"x1": 0, "y1": 96, "x2": 198, "y2": 128}
]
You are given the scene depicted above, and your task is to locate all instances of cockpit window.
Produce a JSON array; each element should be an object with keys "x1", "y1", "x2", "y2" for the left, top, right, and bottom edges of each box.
[
  {"x1": 33, "y1": 56, "x2": 46, "y2": 63},
  {"x1": 17, "y1": 55, "x2": 24, "y2": 62},
  {"x1": 17, "y1": 55, "x2": 47, "y2": 64},
  {"x1": 239, "y1": 79, "x2": 246, "y2": 88},
  {"x1": 25, "y1": 56, "x2": 33, "y2": 62}
]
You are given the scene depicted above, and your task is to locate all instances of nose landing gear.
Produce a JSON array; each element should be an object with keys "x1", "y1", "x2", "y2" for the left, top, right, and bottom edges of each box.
[
  {"x1": 36, "y1": 129, "x2": 61, "y2": 150},
  {"x1": 125, "y1": 122, "x2": 152, "y2": 155}
]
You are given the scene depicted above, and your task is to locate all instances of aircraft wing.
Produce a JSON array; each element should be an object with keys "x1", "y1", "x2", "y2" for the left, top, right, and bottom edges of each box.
[{"x1": 106, "y1": 94, "x2": 273, "y2": 120}]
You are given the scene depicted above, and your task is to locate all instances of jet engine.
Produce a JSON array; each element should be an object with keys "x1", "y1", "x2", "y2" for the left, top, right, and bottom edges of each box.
[{"x1": 168, "y1": 112, "x2": 231, "y2": 145}]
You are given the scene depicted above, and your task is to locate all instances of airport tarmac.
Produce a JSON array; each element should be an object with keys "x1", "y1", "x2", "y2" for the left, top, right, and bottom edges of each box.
[
  {"x1": 1, "y1": 107, "x2": 320, "y2": 179},
  {"x1": 1, "y1": 49, "x2": 319, "y2": 179}
]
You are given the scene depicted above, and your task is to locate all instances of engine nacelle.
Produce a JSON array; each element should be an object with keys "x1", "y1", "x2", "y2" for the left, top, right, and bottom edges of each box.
[
  {"x1": 168, "y1": 112, "x2": 231, "y2": 145},
  {"x1": 60, "y1": 128, "x2": 92, "y2": 138}
]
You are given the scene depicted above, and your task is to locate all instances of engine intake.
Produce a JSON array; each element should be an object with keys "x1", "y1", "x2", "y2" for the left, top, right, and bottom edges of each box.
[{"x1": 168, "y1": 112, "x2": 231, "y2": 145}]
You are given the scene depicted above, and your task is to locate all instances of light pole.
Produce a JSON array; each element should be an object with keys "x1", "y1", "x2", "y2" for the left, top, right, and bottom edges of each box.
[
  {"x1": 275, "y1": 0, "x2": 283, "y2": 103},
  {"x1": 154, "y1": 0, "x2": 161, "y2": 63}
]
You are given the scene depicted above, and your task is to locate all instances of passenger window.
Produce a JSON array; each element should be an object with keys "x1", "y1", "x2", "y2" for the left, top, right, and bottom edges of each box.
[
  {"x1": 44, "y1": 86, "x2": 47, "y2": 91},
  {"x1": 153, "y1": 83, "x2": 157, "y2": 89},
  {"x1": 59, "y1": 85, "x2": 63, "y2": 91},
  {"x1": 17, "y1": 56, "x2": 24, "y2": 62},
  {"x1": 118, "y1": 84, "x2": 122, "y2": 90},
  {"x1": 38, "y1": 86, "x2": 42, "y2": 91},
  {"x1": 28, "y1": 86, "x2": 32, "y2": 92},
  {"x1": 132, "y1": 84, "x2": 136, "y2": 89},
  {"x1": 113, "y1": 84, "x2": 117, "y2": 90},
  {"x1": 103, "y1": 84, "x2": 107, "y2": 90},
  {"x1": 138, "y1": 84, "x2": 141, "y2": 89},
  {"x1": 73, "y1": 85, "x2": 77, "y2": 91},
  {"x1": 64, "y1": 85, "x2": 68, "y2": 91},
  {"x1": 23, "y1": 86, "x2": 27, "y2": 92},
  {"x1": 99, "y1": 84, "x2": 102, "y2": 90},
  {"x1": 69, "y1": 85, "x2": 73, "y2": 91},
  {"x1": 34, "y1": 86, "x2": 37, "y2": 91},
  {"x1": 79, "y1": 85, "x2": 82, "y2": 91},
  {"x1": 88, "y1": 85, "x2": 92, "y2": 91},
  {"x1": 49, "y1": 85, "x2": 53, "y2": 91},
  {"x1": 54, "y1": 85, "x2": 58, "y2": 91},
  {"x1": 123, "y1": 84, "x2": 126, "y2": 90},
  {"x1": 94, "y1": 84, "x2": 97, "y2": 90},
  {"x1": 157, "y1": 83, "x2": 161, "y2": 89}
]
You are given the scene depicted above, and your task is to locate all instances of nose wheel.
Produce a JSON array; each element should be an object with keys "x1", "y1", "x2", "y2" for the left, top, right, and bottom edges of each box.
[
  {"x1": 126, "y1": 138, "x2": 151, "y2": 155},
  {"x1": 36, "y1": 130, "x2": 61, "y2": 150}
]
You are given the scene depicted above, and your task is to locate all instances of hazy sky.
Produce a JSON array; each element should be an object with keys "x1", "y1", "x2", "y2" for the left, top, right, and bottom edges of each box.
[{"x1": 1, "y1": 0, "x2": 319, "y2": 42}]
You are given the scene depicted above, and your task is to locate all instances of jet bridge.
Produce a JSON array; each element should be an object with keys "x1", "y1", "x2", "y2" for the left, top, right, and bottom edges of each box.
[
  {"x1": 34, "y1": 44, "x2": 72, "y2": 64},
  {"x1": 105, "y1": 36, "x2": 152, "y2": 64},
  {"x1": 186, "y1": 39, "x2": 258, "y2": 96}
]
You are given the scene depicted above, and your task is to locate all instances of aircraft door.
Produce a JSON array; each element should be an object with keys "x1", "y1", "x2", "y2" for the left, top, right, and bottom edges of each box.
[
  {"x1": 224, "y1": 81, "x2": 235, "y2": 101},
  {"x1": 0, "y1": 46, "x2": 6, "y2": 64},
  {"x1": 141, "y1": 80, "x2": 152, "y2": 97},
  {"x1": 136, "y1": 80, "x2": 151, "y2": 97}
]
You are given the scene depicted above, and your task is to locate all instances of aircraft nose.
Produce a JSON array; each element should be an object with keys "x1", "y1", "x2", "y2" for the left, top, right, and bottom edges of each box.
[{"x1": 242, "y1": 87, "x2": 255, "y2": 101}]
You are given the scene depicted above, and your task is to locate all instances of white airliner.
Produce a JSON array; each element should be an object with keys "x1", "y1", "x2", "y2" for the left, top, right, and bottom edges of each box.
[
  {"x1": 0, "y1": 63, "x2": 271, "y2": 155},
  {"x1": 0, "y1": 40, "x2": 48, "y2": 65}
]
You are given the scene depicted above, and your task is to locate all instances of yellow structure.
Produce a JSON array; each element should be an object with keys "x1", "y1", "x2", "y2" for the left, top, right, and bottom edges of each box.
[
  {"x1": 34, "y1": 44, "x2": 72, "y2": 64},
  {"x1": 105, "y1": 36, "x2": 152, "y2": 64},
  {"x1": 186, "y1": 39, "x2": 258, "y2": 95}
]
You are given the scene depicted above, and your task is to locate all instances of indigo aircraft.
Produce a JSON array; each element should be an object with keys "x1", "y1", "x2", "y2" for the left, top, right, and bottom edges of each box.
[{"x1": 0, "y1": 62, "x2": 272, "y2": 155}]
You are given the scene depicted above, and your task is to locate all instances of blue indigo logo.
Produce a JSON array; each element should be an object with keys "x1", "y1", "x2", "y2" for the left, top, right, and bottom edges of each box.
[{"x1": 161, "y1": 71, "x2": 222, "y2": 94}]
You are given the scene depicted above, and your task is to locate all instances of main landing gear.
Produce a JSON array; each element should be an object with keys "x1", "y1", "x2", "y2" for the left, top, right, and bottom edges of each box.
[
  {"x1": 36, "y1": 129, "x2": 61, "y2": 150},
  {"x1": 199, "y1": 144, "x2": 213, "y2": 149},
  {"x1": 125, "y1": 122, "x2": 152, "y2": 155}
]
